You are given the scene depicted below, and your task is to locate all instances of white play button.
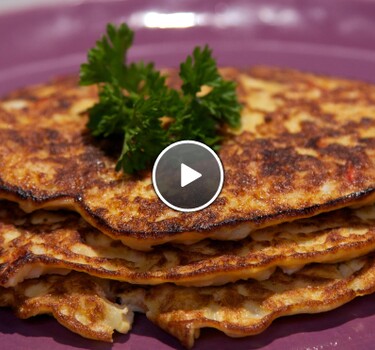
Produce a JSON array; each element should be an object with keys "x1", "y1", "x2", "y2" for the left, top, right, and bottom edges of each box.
[
  {"x1": 180, "y1": 163, "x2": 202, "y2": 188},
  {"x1": 152, "y1": 140, "x2": 224, "y2": 212}
]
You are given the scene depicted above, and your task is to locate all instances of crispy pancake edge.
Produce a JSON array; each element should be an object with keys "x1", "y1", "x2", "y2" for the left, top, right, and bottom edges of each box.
[
  {"x1": 1, "y1": 255, "x2": 375, "y2": 347},
  {"x1": 1, "y1": 67, "x2": 375, "y2": 249},
  {"x1": 2, "y1": 201, "x2": 375, "y2": 287}
]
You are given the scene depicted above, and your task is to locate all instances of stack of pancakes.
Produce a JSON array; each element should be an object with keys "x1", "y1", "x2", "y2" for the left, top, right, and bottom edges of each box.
[{"x1": 0, "y1": 67, "x2": 375, "y2": 348}]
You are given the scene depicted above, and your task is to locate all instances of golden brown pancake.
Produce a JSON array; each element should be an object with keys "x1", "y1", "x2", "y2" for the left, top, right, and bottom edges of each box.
[
  {"x1": 1, "y1": 200, "x2": 375, "y2": 287},
  {"x1": 0, "y1": 272, "x2": 133, "y2": 342},
  {"x1": 1, "y1": 67, "x2": 375, "y2": 249},
  {"x1": 1, "y1": 255, "x2": 375, "y2": 347}
]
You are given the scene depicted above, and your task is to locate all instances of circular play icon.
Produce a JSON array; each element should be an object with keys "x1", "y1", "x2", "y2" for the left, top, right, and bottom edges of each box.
[{"x1": 152, "y1": 140, "x2": 224, "y2": 212}]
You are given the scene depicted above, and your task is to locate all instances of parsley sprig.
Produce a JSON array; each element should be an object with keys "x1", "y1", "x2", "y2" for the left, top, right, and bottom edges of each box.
[{"x1": 80, "y1": 23, "x2": 241, "y2": 174}]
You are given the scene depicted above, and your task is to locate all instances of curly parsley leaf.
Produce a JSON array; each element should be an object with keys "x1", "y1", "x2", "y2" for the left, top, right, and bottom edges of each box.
[
  {"x1": 80, "y1": 23, "x2": 133, "y2": 86},
  {"x1": 180, "y1": 46, "x2": 221, "y2": 95},
  {"x1": 80, "y1": 24, "x2": 242, "y2": 174}
]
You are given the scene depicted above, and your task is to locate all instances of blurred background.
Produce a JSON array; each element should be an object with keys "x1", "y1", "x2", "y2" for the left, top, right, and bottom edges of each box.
[
  {"x1": 1, "y1": 0, "x2": 375, "y2": 96},
  {"x1": 0, "y1": 0, "x2": 59, "y2": 12}
]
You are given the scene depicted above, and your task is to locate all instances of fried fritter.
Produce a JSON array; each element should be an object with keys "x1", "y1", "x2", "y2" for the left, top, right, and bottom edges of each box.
[
  {"x1": 1, "y1": 200, "x2": 375, "y2": 287},
  {"x1": 1, "y1": 255, "x2": 375, "y2": 347},
  {"x1": 0, "y1": 272, "x2": 133, "y2": 342},
  {"x1": 1, "y1": 68, "x2": 375, "y2": 249}
]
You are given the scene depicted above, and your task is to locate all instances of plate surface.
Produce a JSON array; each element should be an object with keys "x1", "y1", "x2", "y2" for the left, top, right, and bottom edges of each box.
[{"x1": 1, "y1": 0, "x2": 375, "y2": 349}]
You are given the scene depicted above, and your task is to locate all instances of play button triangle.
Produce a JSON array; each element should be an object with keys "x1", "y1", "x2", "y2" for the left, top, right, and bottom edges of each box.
[
  {"x1": 152, "y1": 140, "x2": 224, "y2": 212},
  {"x1": 181, "y1": 163, "x2": 202, "y2": 188}
]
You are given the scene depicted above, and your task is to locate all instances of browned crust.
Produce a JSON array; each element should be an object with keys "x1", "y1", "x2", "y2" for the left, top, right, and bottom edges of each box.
[
  {"x1": 141, "y1": 256, "x2": 375, "y2": 347},
  {"x1": 1, "y1": 68, "x2": 375, "y2": 249},
  {"x1": 1, "y1": 200, "x2": 375, "y2": 287},
  {"x1": 1, "y1": 255, "x2": 375, "y2": 347},
  {"x1": 1, "y1": 183, "x2": 374, "y2": 233},
  {"x1": 0, "y1": 272, "x2": 131, "y2": 342}
]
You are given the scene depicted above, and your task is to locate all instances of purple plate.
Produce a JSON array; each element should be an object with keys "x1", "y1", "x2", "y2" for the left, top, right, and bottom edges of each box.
[{"x1": 1, "y1": 0, "x2": 375, "y2": 349}]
